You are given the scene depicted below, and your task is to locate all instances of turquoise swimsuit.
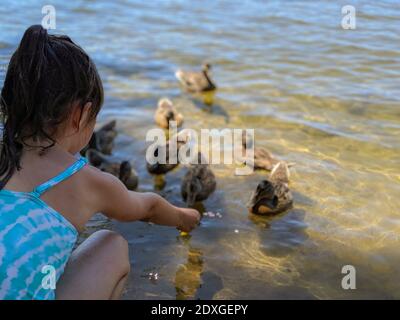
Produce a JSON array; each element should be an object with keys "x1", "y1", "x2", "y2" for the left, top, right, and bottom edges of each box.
[{"x1": 0, "y1": 156, "x2": 87, "y2": 300}]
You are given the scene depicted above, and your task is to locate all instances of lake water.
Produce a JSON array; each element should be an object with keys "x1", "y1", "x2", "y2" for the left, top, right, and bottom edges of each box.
[{"x1": 1, "y1": 0, "x2": 399, "y2": 299}]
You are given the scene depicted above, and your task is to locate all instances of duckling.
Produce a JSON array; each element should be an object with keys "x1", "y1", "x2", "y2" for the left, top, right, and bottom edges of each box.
[
  {"x1": 247, "y1": 161, "x2": 293, "y2": 215},
  {"x1": 154, "y1": 98, "x2": 184, "y2": 129},
  {"x1": 175, "y1": 63, "x2": 217, "y2": 93},
  {"x1": 181, "y1": 153, "x2": 217, "y2": 207},
  {"x1": 86, "y1": 149, "x2": 138, "y2": 190}
]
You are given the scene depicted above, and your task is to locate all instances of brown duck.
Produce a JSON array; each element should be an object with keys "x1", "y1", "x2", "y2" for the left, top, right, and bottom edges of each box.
[
  {"x1": 181, "y1": 153, "x2": 217, "y2": 206},
  {"x1": 248, "y1": 161, "x2": 293, "y2": 215},
  {"x1": 175, "y1": 63, "x2": 216, "y2": 93},
  {"x1": 154, "y1": 98, "x2": 184, "y2": 129}
]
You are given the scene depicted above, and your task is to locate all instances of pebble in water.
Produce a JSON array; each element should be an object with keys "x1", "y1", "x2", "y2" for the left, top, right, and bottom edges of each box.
[
  {"x1": 148, "y1": 272, "x2": 159, "y2": 281},
  {"x1": 204, "y1": 211, "x2": 222, "y2": 219}
]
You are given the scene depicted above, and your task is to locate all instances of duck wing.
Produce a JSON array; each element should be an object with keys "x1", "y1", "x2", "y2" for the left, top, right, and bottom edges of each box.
[{"x1": 273, "y1": 182, "x2": 293, "y2": 213}]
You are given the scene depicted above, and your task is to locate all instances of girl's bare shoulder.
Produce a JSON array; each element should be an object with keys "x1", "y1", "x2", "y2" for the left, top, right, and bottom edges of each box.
[{"x1": 79, "y1": 164, "x2": 127, "y2": 212}]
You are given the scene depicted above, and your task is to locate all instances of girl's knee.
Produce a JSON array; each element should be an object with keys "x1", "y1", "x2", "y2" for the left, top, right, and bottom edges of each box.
[{"x1": 90, "y1": 230, "x2": 130, "y2": 274}]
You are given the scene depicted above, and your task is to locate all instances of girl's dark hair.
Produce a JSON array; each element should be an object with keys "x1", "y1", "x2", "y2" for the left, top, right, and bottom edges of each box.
[{"x1": 0, "y1": 25, "x2": 103, "y2": 189}]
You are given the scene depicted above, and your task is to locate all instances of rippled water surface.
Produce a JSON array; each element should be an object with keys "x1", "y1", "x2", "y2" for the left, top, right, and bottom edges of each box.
[{"x1": 1, "y1": 0, "x2": 400, "y2": 299}]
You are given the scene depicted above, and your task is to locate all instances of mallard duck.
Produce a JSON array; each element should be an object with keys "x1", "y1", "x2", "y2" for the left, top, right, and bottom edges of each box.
[
  {"x1": 175, "y1": 63, "x2": 216, "y2": 93},
  {"x1": 86, "y1": 149, "x2": 138, "y2": 190},
  {"x1": 154, "y1": 98, "x2": 184, "y2": 129},
  {"x1": 181, "y1": 153, "x2": 217, "y2": 206},
  {"x1": 247, "y1": 161, "x2": 293, "y2": 215}
]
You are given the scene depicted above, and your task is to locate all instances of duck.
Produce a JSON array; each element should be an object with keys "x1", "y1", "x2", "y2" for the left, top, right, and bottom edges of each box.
[
  {"x1": 154, "y1": 98, "x2": 184, "y2": 129},
  {"x1": 247, "y1": 161, "x2": 293, "y2": 215},
  {"x1": 181, "y1": 153, "x2": 217, "y2": 207},
  {"x1": 175, "y1": 247, "x2": 204, "y2": 299},
  {"x1": 86, "y1": 149, "x2": 138, "y2": 190},
  {"x1": 175, "y1": 63, "x2": 217, "y2": 93}
]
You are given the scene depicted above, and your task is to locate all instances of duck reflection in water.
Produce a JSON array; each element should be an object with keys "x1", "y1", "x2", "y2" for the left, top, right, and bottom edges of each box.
[{"x1": 175, "y1": 244, "x2": 204, "y2": 300}]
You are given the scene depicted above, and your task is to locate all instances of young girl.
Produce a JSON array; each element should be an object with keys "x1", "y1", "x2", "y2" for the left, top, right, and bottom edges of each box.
[{"x1": 0, "y1": 25, "x2": 200, "y2": 300}]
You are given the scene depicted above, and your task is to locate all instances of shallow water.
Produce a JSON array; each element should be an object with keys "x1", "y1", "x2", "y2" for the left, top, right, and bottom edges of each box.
[{"x1": 1, "y1": 0, "x2": 400, "y2": 299}]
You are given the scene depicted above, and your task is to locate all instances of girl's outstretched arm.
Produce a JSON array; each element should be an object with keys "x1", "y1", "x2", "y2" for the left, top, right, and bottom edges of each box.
[{"x1": 91, "y1": 168, "x2": 200, "y2": 232}]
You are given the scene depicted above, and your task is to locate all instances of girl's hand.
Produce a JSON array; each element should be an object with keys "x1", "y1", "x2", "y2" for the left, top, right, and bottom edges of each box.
[{"x1": 177, "y1": 208, "x2": 201, "y2": 233}]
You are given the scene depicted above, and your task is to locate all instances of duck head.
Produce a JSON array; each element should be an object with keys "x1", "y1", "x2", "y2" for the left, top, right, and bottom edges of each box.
[{"x1": 248, "y1": 180, "x2": 279, "y2": 215}]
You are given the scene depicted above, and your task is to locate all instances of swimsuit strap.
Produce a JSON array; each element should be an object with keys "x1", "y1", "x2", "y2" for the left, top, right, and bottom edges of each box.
[{"x1": 31, "y1": 156, "x2": 88, "y2": 197}]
